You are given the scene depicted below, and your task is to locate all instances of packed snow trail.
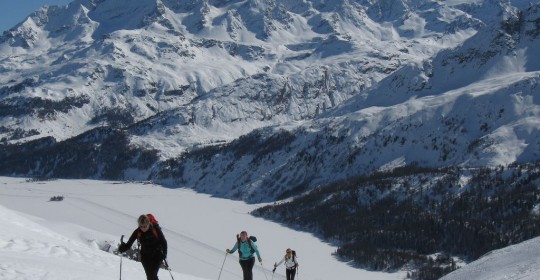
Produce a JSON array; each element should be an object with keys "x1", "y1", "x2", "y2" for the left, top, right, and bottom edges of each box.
[
  {"x1": 0, "y1": 203, "x2": 201, "y2": 280},
  {"x1": 0, "y1": 177, "x2": 406, "y2": 280}
]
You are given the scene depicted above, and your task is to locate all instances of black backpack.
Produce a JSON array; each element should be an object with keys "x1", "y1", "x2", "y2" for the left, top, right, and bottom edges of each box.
[{"x1": 236, "y1": 234, "x2": 257, "y2": 258}]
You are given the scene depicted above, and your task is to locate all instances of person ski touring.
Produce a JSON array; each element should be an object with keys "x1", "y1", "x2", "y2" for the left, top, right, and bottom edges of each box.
[
  {"x1": 118, "y1": 214, "x2": 168, "y2": 280},
  {"x1": 273, "y1": 248, "x2": 298, "y2": 280},
  {"x1": 226, "y1": 231, "x2": 262, "y2": 280}
]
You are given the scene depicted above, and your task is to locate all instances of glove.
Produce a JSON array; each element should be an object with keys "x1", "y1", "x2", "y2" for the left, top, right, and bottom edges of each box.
[
  {"x1": 118, "y1": 243, "x2": 128, "y2": 253},
  {"x1": 258, "y1": 257, "x2": 262, "y2": 263},
  {"x1": 272, "y1": 267, "x2": 276, "y2": 273}
]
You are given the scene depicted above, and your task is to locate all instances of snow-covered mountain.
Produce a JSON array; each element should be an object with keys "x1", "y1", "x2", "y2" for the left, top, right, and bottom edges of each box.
[
  {"x1": 1, "y1": 0, "x2": 539, "y2": 202},
  {"x1": 0, "y1": 0, "x2": 477, "y2": 148}
]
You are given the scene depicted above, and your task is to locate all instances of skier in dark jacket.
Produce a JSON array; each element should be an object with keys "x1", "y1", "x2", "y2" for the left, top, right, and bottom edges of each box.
[{"x1": 118, "y1": 214, "x2": 168, "y2": 280}]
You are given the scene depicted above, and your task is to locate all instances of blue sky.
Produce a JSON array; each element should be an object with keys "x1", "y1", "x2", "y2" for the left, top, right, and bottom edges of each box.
[{"x1": 0, "y1": 0, "x2": 73, "y2": 33}]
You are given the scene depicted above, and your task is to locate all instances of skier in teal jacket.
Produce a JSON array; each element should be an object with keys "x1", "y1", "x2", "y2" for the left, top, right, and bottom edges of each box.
[{"x1": 226, "y1": 231, "x2": 262, "y2": 280}]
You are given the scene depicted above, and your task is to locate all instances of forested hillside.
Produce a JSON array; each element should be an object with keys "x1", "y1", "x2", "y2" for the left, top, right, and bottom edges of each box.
[{"x1": 254, "y1": 162, "x2": 540, "y2": 279}]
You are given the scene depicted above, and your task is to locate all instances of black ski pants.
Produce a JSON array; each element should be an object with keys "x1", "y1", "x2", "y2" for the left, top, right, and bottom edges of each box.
[
  {"x1": 141, "y1": 254, "x2": 162, "y2": 280},
  {"x1": 286, "y1": 268, "x2": 297, "y2": 280},
  {"x1": 239, "y1": 257, "x2": 255, "y2": 280}
]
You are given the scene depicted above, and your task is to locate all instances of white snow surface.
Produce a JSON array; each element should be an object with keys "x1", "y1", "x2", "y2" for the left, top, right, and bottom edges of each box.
[
  {"x1": 4, "y1": 176, "x2": 540, "y2": 280},
  {"x1": 441, "y1": 236, "x2": 540, "y2": 280},
  {"x1": 0, "y1": 177, "x2": 406, "y2": 280}
]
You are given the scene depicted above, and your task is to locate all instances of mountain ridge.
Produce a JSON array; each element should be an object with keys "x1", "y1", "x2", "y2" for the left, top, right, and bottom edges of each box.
[{"x1": 0, "y1": 0, "x2": 539, "y2": 203}]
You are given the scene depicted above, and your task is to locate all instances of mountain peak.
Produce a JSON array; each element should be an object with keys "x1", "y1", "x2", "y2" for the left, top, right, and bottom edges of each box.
[{"x1": 0, "y1": 0, "x2": 539, "y2": 204}]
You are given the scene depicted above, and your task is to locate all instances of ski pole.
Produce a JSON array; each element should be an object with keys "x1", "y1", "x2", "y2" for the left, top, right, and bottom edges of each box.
[
  {"x1": 119, "y1": 235, "x2": 124, "y2": 280},
  {"x1": 260, "y1": 261, "x2": 270, "y2": 280},
  {"x1": 119, "y1": 254, "x2": 123, "y2": 280},
  {"x1": 217, "y1": 252, "x2": 228, "y2": 280},
  {"x1": 163, "y1": 259, "x2": 175, "y2": 280}
]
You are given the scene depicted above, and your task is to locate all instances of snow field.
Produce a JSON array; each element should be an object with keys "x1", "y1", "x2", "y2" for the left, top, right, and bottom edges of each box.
[{"x1": 0, "y1": 177, "x2": 405, "y2": 280}]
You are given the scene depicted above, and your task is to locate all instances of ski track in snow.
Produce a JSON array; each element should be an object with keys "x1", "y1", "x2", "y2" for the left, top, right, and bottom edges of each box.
[
  {"x1": 0, "y1": 177, "x2": 406, "y2": 280},
  {"x1": 63, "y1": 196, "x2": 251, "y2": 279}
]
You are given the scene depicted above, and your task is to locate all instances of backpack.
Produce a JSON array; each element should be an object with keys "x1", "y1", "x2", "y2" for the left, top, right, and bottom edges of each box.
[
  {"x1": 236, "y1": 234, "x2": 257, "y2": 258},
  {"x1": 137, "y1": 214, "x2": 160, "y2": 240}
]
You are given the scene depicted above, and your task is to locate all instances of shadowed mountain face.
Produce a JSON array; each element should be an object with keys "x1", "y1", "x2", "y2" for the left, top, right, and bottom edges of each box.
[{"x1": 0, "y1": 0, "x2": 539, "y2": 203}]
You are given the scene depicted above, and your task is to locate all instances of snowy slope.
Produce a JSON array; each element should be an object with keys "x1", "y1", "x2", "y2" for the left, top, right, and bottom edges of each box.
[
  {"x1": 0, "y1": 176, "x2": 405, "y2": 280},
  {"x1": 139, "y1": 1, "x2": 540, "y2": 202},
  {"x1": 4, "y1": 176, "x2": 540, "y2": 280},
  {"x1": 0, "y1": 1, "x2": 539, "y2": 204},
  {"x1": 441, "y1": 236, "x2": 540, "y2": 280},
  {"x1": 0, "y1": 201, "x2": 199, "y2": 280}
]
